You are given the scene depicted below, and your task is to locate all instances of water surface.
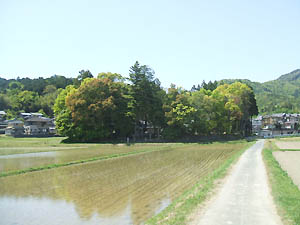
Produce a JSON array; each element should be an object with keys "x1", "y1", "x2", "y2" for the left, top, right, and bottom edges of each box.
[{"x1": 0, "y1": 143, "x2": 244, "y2": 225}]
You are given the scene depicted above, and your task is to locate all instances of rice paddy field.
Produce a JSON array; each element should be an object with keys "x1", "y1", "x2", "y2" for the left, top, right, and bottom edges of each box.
[
  {"x1": 0, "y1": 136, "x2": 251, "y2": 225},
  {"x1": 0, "y1": 136, "x2": 184, "y2": 173},
  {"x1": 273, "y1": 139, "x2": 300, "y2": 189},
  {"x1": 263, "y1": 139, "x2": 300, "y2": 225}
]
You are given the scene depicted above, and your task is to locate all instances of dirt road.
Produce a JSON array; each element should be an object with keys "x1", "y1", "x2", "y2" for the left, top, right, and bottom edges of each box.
[{"x1": 191, "y1": 140, "x2": 282, "y2": 225}]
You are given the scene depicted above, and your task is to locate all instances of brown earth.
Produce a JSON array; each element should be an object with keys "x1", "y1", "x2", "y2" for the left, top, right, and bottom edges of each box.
[
  {"x1": 275, "y1": 141, "x2": 300, "y2": 149},
  {"x1": 273, "y1": 151, "x2": 300, "y2": 189}
]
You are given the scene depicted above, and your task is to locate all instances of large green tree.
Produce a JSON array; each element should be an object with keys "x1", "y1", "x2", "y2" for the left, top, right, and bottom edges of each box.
[
  {"x1": 53, "y1": 85, "x2": 77, "y2": 138},
  {"x1": 129, "y1": 61, "x2": 165, "y2": 139},
  {"x1": 63, "y1": 75, "x2": 133, "y2": 141}
]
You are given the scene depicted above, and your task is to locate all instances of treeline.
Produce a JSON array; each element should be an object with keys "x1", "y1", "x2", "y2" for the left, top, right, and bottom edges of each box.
[
  {"x1": 0, "y1": 70, "x2": 92, "y2": 117},
  {"x1": 220, "y1": 69, "x2": 300, "y2": 115},
  {"x1": 53, "y1": 61, "x2": 258, "y2": 141},
  {"x1": 0, "y1": 62, "x2": 258, "y2": 141}
]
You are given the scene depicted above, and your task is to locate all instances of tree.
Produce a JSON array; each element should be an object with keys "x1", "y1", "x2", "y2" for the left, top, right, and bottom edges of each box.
[
  {"x1": 16, "y1": 90, "x2": 39, "y2": 112},
  {"x1": 97, "y1": 72, "x2": 125, "y2": 82},
  {"x1": 63, "y1": 76, "x2": 133, "y2": 142},
  {"x1": 129, "y1": 61, "x2": 164, "y2": 139},
  {"x1": 75, "y1": 70, "x2": 93, "y2": 87},
  {"x1": 0, "y1": 94, "x2": 10, "y2": 110},
  {"x1": 189, "y1": 88, "x2": 213, "y2": 135},
  {"x1": 54, "y1": 85, "x2": 78, "y2": 138},
  {"x1": 211, "y1": 82, "x2": 258, "y2": 136},
  {"x1": 39, "y1": 85, "x2": 59, "y2": 116},
  {"x1": 163, "y1": 85, "x2": 200, "y2": 139}
]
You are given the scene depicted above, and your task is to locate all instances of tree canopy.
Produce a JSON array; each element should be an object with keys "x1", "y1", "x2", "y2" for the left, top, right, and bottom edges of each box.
[{"x1": 1, "y1": 63, "x2": 259, "y2": 142}]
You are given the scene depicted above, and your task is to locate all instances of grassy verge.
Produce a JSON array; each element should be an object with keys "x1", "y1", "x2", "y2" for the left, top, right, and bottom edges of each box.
[
  {"x1": 279, "y1": 149, "x2": 300, "y2": 151},
  {"x1": 0, "y1": 148, "x2": 166, "y2": 178},
  {"x1": 263, "y1": 140, "x2": 300, "y2": 225},
  {"x1": 146, "y1": 141, "x2": 254, "y2": 225}
]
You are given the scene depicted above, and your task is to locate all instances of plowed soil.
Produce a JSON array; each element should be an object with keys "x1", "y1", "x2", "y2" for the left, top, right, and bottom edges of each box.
[
  {"x1": 275, "y1": 141, "x2": 300, "y2": 149},
  {"x1": 273, "y1": 151, "x2": 300, "y2": 189}
]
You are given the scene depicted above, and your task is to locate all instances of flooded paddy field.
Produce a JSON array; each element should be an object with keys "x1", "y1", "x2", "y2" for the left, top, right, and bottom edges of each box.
[
  {"x1": 0, "y1": 140, "x2": 249, "y2": 225},
  {"x1": 0, "y1": 137, "x2": 182, "y2": 172}
]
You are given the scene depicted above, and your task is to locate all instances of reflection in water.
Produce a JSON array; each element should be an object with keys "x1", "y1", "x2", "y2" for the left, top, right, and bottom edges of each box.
[
  {"x1": 0, "y1": 144, "x2": 180, "y2": 172},
  {"x1": 0, "y1": 144, "x2": 241, "y2": 225},
  {"x1": 0, "y1": 196, "x2": 134, "y2": 225},
  {"x1": 0, "y1": 151, "x2": 57, "y2": 159}
]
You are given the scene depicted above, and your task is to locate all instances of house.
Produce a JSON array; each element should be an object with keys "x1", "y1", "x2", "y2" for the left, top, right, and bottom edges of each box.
[
  {"x1": 19, "y1": 112, "x2": 43, "y2": 120},
  {"x1": 0, "y1": 111, "x2": 7, "y2": 134},
  {"x1": 5, "y1": 119, "x2": 24, "y2": 136},
  {"x1": 252, "y1": 116, "x2": 262, "y2": 134},
  {"x1": 258, "y1": 113, "x2": 300, "y2": 137},
  {"x1": 19, "y1": 112, "x2": 55, "y2": 136},
  {"x1": 0, "y1": 121, "x2": 7, "y2": 134},
  {"x1": 24, "y1": 116, "x2": 53, "y2": 136},
  {"x1": 48, "y1": 118, "x2": 56, "y2": 135},
  {"x1": 0, "y1": 111, "x2": 6, "y2": 121}
]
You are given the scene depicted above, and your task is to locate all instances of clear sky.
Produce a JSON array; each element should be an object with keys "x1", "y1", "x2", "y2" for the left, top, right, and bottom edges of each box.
[{"x1": 1, "y1": 0, "x2": 300, "y2": 89}]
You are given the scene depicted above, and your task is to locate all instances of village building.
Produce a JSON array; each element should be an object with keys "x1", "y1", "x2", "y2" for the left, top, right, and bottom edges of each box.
[
  {"x1": 19, "y1": 112, "x2": 43, "y2": 120},
  {"x1": 256, "y1": 113, "x2": 300, "y2": 137},
  {"x1": 0, "y1": 111, "x2": 6, "y2": 120},
  {"x1": 3, "y1": 112, "x2": 56, "y2": 137},
  {"x1": 0, "y1": 111, "x2": 7, "y2": 134},
  {"x1": 5, "y1": 119, "x2": 24, "y2": 136},
  {"x1": 251, "y1": 115, "x2": 262, "y2": 134},
  {"x1": 24, "y1": 116, "x2": 53, "y2": 136}
]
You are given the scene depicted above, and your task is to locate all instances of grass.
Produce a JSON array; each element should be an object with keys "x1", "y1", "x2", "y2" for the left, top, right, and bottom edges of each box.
[
  {"x1": 263, "y1": 140, "x2": 300, "y2": 225},
  {"x1": 279, "y1": 149, "x2": 300, "y2": 151},
  {"x1": 146, "y1": 141, "x2": 253, "y2": 225}
]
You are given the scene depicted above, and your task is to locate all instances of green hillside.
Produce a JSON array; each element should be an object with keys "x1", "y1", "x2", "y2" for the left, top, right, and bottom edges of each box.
[{"x1": 220, "y1": 69, "x2": 300, "y2": 114}]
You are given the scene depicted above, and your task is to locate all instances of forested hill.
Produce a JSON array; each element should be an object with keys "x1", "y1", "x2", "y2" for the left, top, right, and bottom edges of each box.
[
  {"x1": 220, "y1": 69, "x2": 300, "y2": 114},
  {"x1": 1, "y1": 68, "x2": 300, "y2": 118}
]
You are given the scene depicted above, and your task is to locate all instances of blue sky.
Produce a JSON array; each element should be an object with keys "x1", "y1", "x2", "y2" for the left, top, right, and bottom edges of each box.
[{"x1": 1, "y1": 0, "x2": 300, "y2": 89}]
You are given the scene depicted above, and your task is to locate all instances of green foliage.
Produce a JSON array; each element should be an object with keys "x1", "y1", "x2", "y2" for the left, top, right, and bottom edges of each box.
[
  {"x1": 16, "y1": 90, "x2": 39, "y2": 112},
  {"x1": 0, "y1": 74, "x2": 75, "y2": 117},
  {"x1": 1, "y1": 63, "x2": 260, "y2": 142},
  {"x1": 0, "y1": 94, "x2": 10, "y2": 110},
  {"x1": 53, "y1": 85, "x2": 77, "y2": 138},
  {"x1": 129, "y1": 61, "x2": 165, "y2": 138},
  {"x1": 58, "y1": 75, "x2": 134, "y2": 142},
  {"x1": 220, "y1": 69, "x2": 300, "y2": 114},
  {"x1": 163, "y1": 82, "x2": 257, "y2": 139}
]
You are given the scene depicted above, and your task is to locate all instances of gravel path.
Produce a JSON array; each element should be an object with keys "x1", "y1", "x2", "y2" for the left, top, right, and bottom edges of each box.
[{"x1": 191, "y1": 140, "x2": 282, "y2": 225}]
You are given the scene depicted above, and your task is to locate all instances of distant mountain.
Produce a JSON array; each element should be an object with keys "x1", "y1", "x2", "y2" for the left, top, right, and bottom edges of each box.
[
  {"x1": 277, "y1": 69, "x2": 300, "y2": 82},
  {"x1": 220, "y1": 69, "x2": 300, "y2": 114}
]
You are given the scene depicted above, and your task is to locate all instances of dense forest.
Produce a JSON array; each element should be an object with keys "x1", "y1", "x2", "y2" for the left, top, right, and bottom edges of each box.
[
  {"x1": 1, "y1": 62, "x2": 262, "y2": 141},
  {"x1": 220, "y1": 69, "x2": 300, "y2": 114},
  {"x1": 0, "y1": 70, "x2": 91, "y2": 118}
]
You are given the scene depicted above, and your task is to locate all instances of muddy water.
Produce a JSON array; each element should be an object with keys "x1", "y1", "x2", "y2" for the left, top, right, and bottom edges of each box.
[{"x1": 0, "y1": 144, "x2": 241, "y2": 225}]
